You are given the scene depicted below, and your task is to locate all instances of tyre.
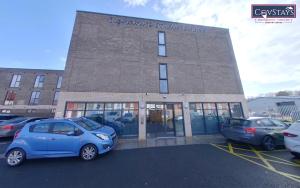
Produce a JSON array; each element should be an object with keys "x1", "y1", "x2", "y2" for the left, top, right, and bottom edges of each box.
[
  {"x1": 262, "y1": 136, "x2": 276, "y2": 151},
  {"x1": 80, "y1": 144, "x2": 98, "y2": 161},
  {"x1": 6, "y1": 148, "x2": 26, "y2": 167},
  {"x1": 291, "y1": 152, "x2": 300, "y2": 158}
]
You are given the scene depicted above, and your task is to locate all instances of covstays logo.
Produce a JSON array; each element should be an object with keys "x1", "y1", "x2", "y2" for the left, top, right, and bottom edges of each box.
[{"x1": 252, "y1": 4, "x2": 296, "y2": 18}]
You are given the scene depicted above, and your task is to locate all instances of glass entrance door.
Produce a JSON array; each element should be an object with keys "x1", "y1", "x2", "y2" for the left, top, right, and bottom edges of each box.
[{"x1": 146, "y1": 103, "x2": 184, "y2": 138}]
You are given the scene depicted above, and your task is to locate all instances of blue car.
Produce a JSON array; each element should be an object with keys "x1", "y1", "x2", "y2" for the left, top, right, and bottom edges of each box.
[{"x1": 5, "y1": 117, "x2": 117, "y2": 167}]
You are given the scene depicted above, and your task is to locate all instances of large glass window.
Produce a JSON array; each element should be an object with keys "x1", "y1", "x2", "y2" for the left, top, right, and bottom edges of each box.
[
  {"x1": 4, "y1": 91, "x2": 16, "y2": 105},
  {"x1": 190, "y1": 103, "x2": 205, "y2": 135},
  {"x1": 230, "y1": 103, "x2": 243, "y2": 118},
  {"x1": 217, "y1": 103, "x2": 231, "y2": 126},
  {"x1": 29, "y1": 91, "x2": 40, "y2": 105},
  {"x1": 10, "y1": 74, "x2": 21, "y2": 88},
  {"x1": 56, "y1": 76, "x2": 63, "y2": 89},
  {"x1": 34, "y1": 75, "x2": 45, "y2": 88},
  {"x1": 203, "y1": 103, "x2": 219, "y2": 134},
  {"x1": 158, "y1": 31, "x2": 166, "y2": 56},
  {"x1": 64, "y1": 102, "x2": 139, "y2": 138},
  {"x1": 159, "y1": 64, "x2": 168, "y2": 93}
]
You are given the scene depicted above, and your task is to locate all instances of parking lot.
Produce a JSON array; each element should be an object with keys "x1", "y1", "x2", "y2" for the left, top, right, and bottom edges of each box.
[{"x1": 0, "y1": 138, "x2": 299, "y2": 188}]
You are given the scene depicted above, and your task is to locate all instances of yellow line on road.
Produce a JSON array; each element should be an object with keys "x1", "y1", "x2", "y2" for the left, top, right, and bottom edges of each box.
[
  {"x1": 211, "y1": 144, "x2": 300, "y2": 183},
  {"x1": 251, "y1": 146, "x2": 276, "y2": 171},
  {"x1": 267, "y1": 159, "x2": 300, "y2": 167},
  {"x1": 236, "y1": 153, "x2": 260, "y2": 159},
  {"x1": 228, "y1": 143, "x2": 234, "y2": 153},
  {"x1": 281, "y1": 172, "x2": 300, "y2": 179},
  {"x1": 261, "y1": 153, "x2": 300, "y2": 166}
]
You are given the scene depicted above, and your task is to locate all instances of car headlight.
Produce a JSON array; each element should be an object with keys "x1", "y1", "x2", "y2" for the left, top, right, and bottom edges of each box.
[{"x1": 95, "y1": 133, "x2": 110, "y2": 140}]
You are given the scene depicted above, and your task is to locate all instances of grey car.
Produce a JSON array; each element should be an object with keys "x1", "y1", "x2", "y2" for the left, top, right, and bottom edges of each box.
[
  {"x1": 221, "y1": 117, "x2": 288, "y2": 150},
  {"x1": 0, "y1": 114, "x2": 22, "y2": 123},
  {"x1": 0, "y1": 117, "x2": 46, "y2": 138}
]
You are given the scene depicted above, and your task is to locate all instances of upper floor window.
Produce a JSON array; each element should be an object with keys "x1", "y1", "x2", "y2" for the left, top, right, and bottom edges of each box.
[
  {"x1": 34, "y1": 75, "x2": 45, "y2": 88},
  {"x1": 10, "y1": 74, "x2": 21, "y2": 88},
  {"x1": 29, "y1": 91, "x2": 40, "y2": 105},
  {"x1": 159, "y1": 64, "x2": 168, "y2": 93},
  {"x1": 53, "y1": 91, "x2": 60, "y2": 105},
  {"x1": 158, "y1": 31, "x2": 166, "y2": 56},
  {"x1": 56, "y1": 76, "x2": 63, "y2": 89},
  {"x1": 4, "y1": 91, "x2": 16, "y2": 105}
]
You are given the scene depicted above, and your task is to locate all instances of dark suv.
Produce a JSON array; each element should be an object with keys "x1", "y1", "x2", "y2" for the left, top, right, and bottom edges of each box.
[{"x1": 221, "y1": 117, "x2": 288, "y2": 150}]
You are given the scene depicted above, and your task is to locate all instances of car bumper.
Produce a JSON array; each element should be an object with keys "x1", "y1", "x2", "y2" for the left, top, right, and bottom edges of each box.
[
  {"x1": 284, "y1": 137, "x2": 300, "y2": 153},
  {"x1": 97, "y1": 136, "x2": 118, "y2": 154}
]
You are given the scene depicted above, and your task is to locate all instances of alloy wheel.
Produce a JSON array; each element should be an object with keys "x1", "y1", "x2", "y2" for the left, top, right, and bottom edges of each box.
[
  {"x1": 81, "y1": 145, "x2": 97, "y2": 160},
  {"x1": 7, "y1": 150, "x2": 24, "y2": 166}
]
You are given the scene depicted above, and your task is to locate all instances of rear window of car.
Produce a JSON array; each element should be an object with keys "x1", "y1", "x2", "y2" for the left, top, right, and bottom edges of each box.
[
  {"x1": 30, "y1": 123, "x2": 51, "y2": 133},
  {"x1": 229, "y1": 119, "x2": 250, "y2": 127}
]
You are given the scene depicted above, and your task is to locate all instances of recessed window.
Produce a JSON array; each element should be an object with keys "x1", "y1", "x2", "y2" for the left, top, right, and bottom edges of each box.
[
  {"x1": 159, "y1": 64, "x2": 168, "y2": 93},
  {"x1": 158, "y1": 31, "x2": 166, "y2": 56},
  {"x1": 56, "y1": 76, "x2": 63, "y2": 89},
  {"x1": 10, "y1": 74, "x2": 21, "y2": 88},
  {"x1": 34, "y1": 75, "x2": 45, "y2": 88},
  {"x1": 53, "y1": 91, "x2": 60, "y2": 105},
  {"x1": 29, "y1": 91, "x2": 40, "y2": 105},
  {"x1": 4, "y1": 91, "x2": 16, "y2": 105}
]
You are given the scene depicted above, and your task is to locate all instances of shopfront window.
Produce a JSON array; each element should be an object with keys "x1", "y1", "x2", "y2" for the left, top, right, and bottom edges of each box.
[
  {"x1": 64, "y1": 102, "x2": 139, "y2": 138},
  {"x1": 217, "y1": 103, "x2": 231, "y2": 126},
  {"x1": 190, "y1": 103, "x2": 205, "y2": 135},
  {"x1": 230, "y1": 103, "x2": 244, "y2": 118}
]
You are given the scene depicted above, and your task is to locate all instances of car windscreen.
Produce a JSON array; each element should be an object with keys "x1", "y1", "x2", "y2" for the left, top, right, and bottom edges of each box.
[
  {"x1": 0, "y1": 117, "x2": 27, "y2": 124},
  {"x1": 74, "y1": 118, "x2": 103, "y2": 131}
]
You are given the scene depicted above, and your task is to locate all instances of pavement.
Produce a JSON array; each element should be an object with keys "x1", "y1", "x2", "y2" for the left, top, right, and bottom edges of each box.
[{"x1": 0, "y1": 139, "x2": 300, "y2": 188}]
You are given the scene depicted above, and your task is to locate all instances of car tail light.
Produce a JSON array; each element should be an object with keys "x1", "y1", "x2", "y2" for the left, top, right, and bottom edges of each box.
[
  {"x1": 14, "y1": 130, "x2": 21, "y2": 139},
  {"x1": 283, "y1": 132, "x2": 298, "y2": 137},
  {"x1": 2, "y1": 125, "x2": 13, "y2": 131},
  {"x1": 244, "y1": 127, "x2": 256, "y2": 134}
]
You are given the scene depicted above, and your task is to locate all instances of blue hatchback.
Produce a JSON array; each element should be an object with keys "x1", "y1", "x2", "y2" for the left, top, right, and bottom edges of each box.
[{"x1": 5, "y1": 117, "x2": 117, "y2": 166}]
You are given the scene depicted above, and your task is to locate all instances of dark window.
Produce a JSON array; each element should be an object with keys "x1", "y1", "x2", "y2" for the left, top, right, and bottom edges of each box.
[
  {"x1": 53, "y1": 91, "x2": 60, "y2": 105},
  {"x1": 4, "y1": 91, "x2": 16, "y2": 105},
  {"x1": 29, "y1": 91, "x2": 40, "y2": 105},
  {"x1": 229, "y1": 103, "x2": 244, "y2": 118},
  {"x1": 30, "y1": 123, "x2": 51, "y2": 133},
  {"x1": 158, "y1": 31, "x2": 166, "y2": 56},
  {"x1": 56, "y1": 76, "x2": 63, "y2": 89},
  {"x1": 34, "y1": 75, "x2": 45, "y2": 88},
  {"x1": 52, "y1": 122, "x2": 75, "y2": 135},
  {"x1": 159, "y1": 64, "x2": 168, "y2": 93},
  {"x1": 10, "y1": 74, "x2": 21, "y2": 87}
]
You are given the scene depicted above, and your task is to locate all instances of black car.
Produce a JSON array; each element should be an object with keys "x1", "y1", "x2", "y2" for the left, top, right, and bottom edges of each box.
[{"x1": 0, "y1": 114, "x2": 22, "y2": 123}]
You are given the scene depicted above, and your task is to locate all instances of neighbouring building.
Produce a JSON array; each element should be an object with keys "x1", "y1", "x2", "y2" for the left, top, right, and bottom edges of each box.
[
  {"x1": 55, "y1": 11, "x2": 248, "y2": 140},
  {"x1": 248, "y1": 96, "x2": 300, "y2": 121},
  {"x1": 0, "y1": 68, "x2": 63, "y2": 117}
]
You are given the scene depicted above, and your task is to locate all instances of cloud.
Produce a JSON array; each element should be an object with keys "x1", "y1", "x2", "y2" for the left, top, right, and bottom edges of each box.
[
  {"x1": 123, "y1": 0, "x2": 149, "y2": 6},
  {"x1": 125, "y1": 0, "x2": 300, "y2": 96}
]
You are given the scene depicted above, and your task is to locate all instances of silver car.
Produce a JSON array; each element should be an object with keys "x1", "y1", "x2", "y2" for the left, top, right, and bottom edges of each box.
[{"x1": 221, "y1": 117, "x2": 288, "y2": 150}]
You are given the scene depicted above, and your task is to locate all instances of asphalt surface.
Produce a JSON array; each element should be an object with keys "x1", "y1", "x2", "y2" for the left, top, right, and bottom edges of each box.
[{"x1": 0, "y1": 140, "x2": 299, "y2": 188}]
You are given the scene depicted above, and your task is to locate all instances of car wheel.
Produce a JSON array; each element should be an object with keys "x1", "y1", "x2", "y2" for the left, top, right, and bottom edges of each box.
[
  {"x1": 262, "y1": 136, "x2": 276, "y2": 151},
  {"x1": 80, "y1": 144, "x2": 98, "y2": 161},
  {"x1": 291, "y1": 152, "x2": 300, "y2": 158},
  {"x1": 6, "y1": 148, "x2": 26, "y2": 167}
]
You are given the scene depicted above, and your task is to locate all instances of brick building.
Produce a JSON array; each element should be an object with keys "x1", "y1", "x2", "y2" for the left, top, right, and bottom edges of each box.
[
  {"x1": 55, "y1": 11, "x2": 248, "y2": 140},
  {"x1": 0, "y1": 68, "x2": 63, "y2": 117}
]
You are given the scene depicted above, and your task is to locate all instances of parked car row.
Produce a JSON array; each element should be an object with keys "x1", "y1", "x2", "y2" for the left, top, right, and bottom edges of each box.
[{"x1": 221, "y1": 117, "x2": 300, "y2": 158}]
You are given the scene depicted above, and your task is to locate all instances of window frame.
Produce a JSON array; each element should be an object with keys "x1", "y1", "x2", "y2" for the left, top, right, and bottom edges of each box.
[
  {"x1": 158, "y1": 31, "x2": 167, "y2": 57},
  {"x1": 34, "y1": 75, "x2": 45, "y2": 88},
  {"x1": 159, "y1": 63, "x2": 169, "y2": 94},
  {"x1": 10, "y1": 74, "x2": 22, "y2": 88},
  {"x1": 29, "y1": 91, "x2": 41, "y2": 105}
]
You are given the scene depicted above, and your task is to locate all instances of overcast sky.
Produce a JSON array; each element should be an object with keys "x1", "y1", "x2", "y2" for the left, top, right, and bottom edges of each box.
[{"x1": 0, "y1": 0, "x2": 299, "y2": 97}]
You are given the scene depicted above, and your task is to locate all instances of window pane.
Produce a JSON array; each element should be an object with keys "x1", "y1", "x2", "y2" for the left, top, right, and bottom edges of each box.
[
  {"x1": 65, "y1": 110, "x2": 84, "y2": 118},
  {"x1": 230, "y1": 103, "x2": 243, "y2": 118},
  {"x1": 204, "y1": 109, "x2": 219, "y2": 134},
  {"x1": 160, "y1": 80, "x2": 168, "y2": 93},
  {"x1": 217, "y1": 103, "x2": 230, "y2": 126},
  {"x1": 159, "y1": 64, "x2": 167, "y2": 79},
  {"x1": 86, "y1": 103, "x2": 104, "y2": 110},
  {"x1": 56, "y1": 76, "x2": 63, "y2": 89},
  {"x1": 66, "y1": 102, "x2": 85, "y2": 110},
  {"x1": 158, "y1": 45, "x2": 166, "y2": 56},
  {"x1": 158, "y1": 32, "x2": 165, "y2": 44},
  {"x1": 190, "y1": 107, "x2": 205, "y2": 135},
  {"x1": 31, "y1": 123, "x2": 50, "y2": 133},
  {"x1": 52, "y1": 123, "x2": 74, "y2": 135}
]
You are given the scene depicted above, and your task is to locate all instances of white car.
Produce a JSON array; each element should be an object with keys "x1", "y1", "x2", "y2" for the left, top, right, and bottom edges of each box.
[{"x1": 283, "y1": 121, "x2": 300, "y2": 158}]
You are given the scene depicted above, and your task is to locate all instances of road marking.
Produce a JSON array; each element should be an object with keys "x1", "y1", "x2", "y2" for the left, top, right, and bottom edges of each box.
[
  {"x1": 228, "y1": 143, "x2": 234, "y2": 153},
  {"x1": 251, "y1": 146, "x2": 276, "y2": 170},
  {"x1": 211, "y1": 143, "x2": 300, "y2": 183},
  {"x1": 261, "y1": 152, "x2": 299, "y2": 166}
]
